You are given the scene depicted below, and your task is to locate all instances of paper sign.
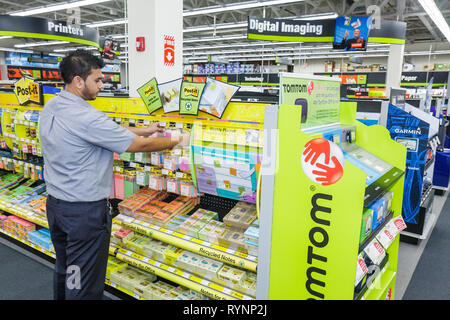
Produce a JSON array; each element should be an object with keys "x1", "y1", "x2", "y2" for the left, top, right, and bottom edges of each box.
[
  {"x1": 179, "y1": 81, "x2": 206, "y2": 115},
  {"x1": 137, "y1": 77, "x2": 163, "y2": 114},
  {"x1": 199, "y1": 77, "x2": 240, "y2": 118},
  {"x1": 159, "y1": 78, "x2": 182, "y2": 113}
]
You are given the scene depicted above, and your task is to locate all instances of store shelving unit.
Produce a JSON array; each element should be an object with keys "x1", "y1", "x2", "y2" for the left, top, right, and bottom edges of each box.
[
  {"x1": 0, "y1": 89, "x2": 267, "y2": 300},
  {"x1": 256, "y1": 92, "x2": 407, "y2": 299},
  {"x1": 114, "y1": 214, "x2": 257, "y2": 272}
]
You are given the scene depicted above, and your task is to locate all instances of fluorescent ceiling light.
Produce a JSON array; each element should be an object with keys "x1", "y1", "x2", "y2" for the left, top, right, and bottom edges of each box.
[
  {"x1": 0, "y1": 47, "x2": 33, "y2": 53},
  {"x1": 9, "y1": 0, "x2": 111, "y2": 17},
  {"x1": 0, "y1": 36, "x2": 13, "y2": 40},
  {"x1": 184, "y1": 22, "x2": 248, "y2": 33},
  {"x1": 15, "y1": 41, "x2": 69, "y2": 48},
  {"x1": 418, "y1": 0, "x2": 450, "y2": 43},
  {"x1": 54, "y1": 46, "x2": 97, "y2": 52},
  {"x1": 184, "y1": 34, "x2": 247, "y2": 43},
  {"x1": 85, "y1": 18, "x2": 128, "y2": 28},
  {"x1": 297, "y1": 13, "x2": 338, "y2": 20},
  {"x1": 183, "y1": 0, "x2": 305, "y2": 17}
]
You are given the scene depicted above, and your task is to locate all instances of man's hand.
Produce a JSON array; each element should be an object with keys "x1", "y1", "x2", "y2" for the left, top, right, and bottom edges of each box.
[
  {"x1": 175, "y1": 132, "x2": 191, "y2": 148},
  {"x1": 125, "y1": 122, "x2": 165, "y2": 137},
  {"x1": 343, "y1": 30, "x2": 349, "y2": 40},
  {"x1": 144, "y1": 122, "x2": 165, "y2": 136}
]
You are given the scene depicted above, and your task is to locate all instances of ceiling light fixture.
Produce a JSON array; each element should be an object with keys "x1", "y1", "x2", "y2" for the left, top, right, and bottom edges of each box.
[
  {"x1": 15, "y1": 41, "x2": 69, "y2": 48},
  {"x1": 9, "y1": 0, "x2": 111, "y2": 17},
  {"x1": 183, "y1": 0, "x2": 305, "y2": 17},
  {"x1": 418, "y1": 0, "x2": 450, "y2": 43}
]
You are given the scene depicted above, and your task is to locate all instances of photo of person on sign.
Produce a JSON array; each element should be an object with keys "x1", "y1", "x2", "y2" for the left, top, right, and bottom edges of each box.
[{"x1": 333, "y1": 16, "x2": 372, "y2": 51}]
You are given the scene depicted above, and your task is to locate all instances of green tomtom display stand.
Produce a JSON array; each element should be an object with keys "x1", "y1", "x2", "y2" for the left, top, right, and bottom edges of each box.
[{"x1": 256, "y1": 101, "x2": 407, "y2": 300}]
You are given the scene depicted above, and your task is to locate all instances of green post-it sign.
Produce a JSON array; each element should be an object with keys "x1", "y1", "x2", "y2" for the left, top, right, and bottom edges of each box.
[
  {"x1": 179, "y1": 82, "x2": 205, "y2": 115},
  {"x1": 137, "y1": 77, "x2": 163, "y2": 114}
]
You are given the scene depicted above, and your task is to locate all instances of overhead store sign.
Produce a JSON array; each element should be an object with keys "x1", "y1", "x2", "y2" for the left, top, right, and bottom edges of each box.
[
  {"x1": 248, "y1": 16, "x2": 406, "y2": 44},
  {"x1": 13, "y1": 77, "x2": 43, "y2": 106},
  {"x1": 0, "y1": 15, "x2": 99, "y2": 47},
  {"x1": 248, "y1": 16, "x2": 335, "y2": 42}
]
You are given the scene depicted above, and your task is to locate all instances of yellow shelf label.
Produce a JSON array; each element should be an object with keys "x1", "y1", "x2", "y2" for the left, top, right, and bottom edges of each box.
[
  {"x1": 189, "y1": 275, "x2": 202, "y2": 283},
  {"x1": 231, "y1": 291, "x2": 244, "y2": 299},
  {"x1": 207, "y1": 282, "x2": 225, "y2": 292}
]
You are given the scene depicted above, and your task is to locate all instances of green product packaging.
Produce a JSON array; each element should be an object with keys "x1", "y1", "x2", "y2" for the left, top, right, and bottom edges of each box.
[
  {"x1": 179, "y1": 82, "x2": 206, "y2": 115},
  {"x1": 360, "y1": 208, "x2": 374, "y2": 243},
  {"x1": 120, "y1": 152, "x2": 135, "y2": 162}
]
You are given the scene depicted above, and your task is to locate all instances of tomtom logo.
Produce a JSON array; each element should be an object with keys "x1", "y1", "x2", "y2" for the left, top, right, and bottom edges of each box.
[
  {"x1": 301, "y1": 138, "x2": 345, "y2": 186},
  {"x1": 307, "y1": 81, "x2": 314, "y2": 95}
]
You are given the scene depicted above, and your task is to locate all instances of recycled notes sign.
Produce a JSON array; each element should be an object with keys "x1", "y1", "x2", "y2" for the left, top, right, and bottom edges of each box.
[
  {"x1": 279, "y1": 73, "x2": 341, "y2": 130},
  {"x1": 179, "y1": 82, "x2": 205, "y2": 116}
]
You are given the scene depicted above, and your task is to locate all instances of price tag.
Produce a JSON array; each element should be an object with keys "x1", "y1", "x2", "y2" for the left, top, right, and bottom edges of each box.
[
  {"x1": 117, "y1": 214, "x2": 134, "y2": 224},
  {"x1": 143, "y1": 120, "x2": 150, "y2": 125},
  {"x1": 363, "y1": 239, "x2": 385, "y2": 265},
  {"x1": 161, "y1": 169, "x2": 169, "y2": 175},
  {"x1": 176, "y1": 122, "x2": 183, "y2": 129}
]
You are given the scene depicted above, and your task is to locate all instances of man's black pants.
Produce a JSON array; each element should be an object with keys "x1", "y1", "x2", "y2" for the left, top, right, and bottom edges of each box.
[{"x1": 46, "y1": 195, "x2": 112, "y2": 300}]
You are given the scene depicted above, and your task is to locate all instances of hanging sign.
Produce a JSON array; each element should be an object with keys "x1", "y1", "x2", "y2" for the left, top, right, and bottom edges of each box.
[
  {"x1": 179, "y1": 82, "x2": 206, "y2": 116},
  {"x1": 0, "y1": 15, "x2": 99, "y2": 47},
  {"x1": 247, "y1": 16, "x2": 335, "y2": 42},
  {"x1": 137, "y1": 77, "x2": 163, "y2": 114},
  {"x1": 248, "y1": 16, "x2": 406, "y2": 44}
]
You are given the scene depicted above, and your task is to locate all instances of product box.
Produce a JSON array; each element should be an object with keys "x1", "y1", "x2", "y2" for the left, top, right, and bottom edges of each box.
[
  {"x1": 217, "y1": 265, "x2": 247, "y2": 285},
  {"x1": 368, "y1": 197, "x2": 386, "y2": 231},
  {"x1": 360, "y1": 208, "x2": 374, "y2": 243},
  {"x1": 382, "y1": 191, "x2": 394, "y2": 219}
]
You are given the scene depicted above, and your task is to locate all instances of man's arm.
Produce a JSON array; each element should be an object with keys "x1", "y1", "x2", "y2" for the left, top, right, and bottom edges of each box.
[{"x1": 126, "y1": 133, "x2": 190, "y2": 153}]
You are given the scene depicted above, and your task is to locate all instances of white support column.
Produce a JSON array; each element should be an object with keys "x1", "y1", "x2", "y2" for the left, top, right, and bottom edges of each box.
[
  {"x1": 385, "y1": 43, "x2": 405, "y2": 97},
  {"x1": 127, "y1": 0, "x2": 183, "y2": 97}
]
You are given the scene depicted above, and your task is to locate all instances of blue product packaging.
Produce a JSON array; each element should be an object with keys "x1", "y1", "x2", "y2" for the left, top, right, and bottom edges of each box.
[{"x1": 369, "y1": 198, "x2": 386, "y2": 231}]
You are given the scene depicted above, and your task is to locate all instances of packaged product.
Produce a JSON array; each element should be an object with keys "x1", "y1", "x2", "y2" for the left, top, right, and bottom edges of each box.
[
  {"x1": 360, "y1": 208, "x2": 374, "y2": 243},
  {"x1": 166, "y1": 178, "x2": 180, "y2": 194}
]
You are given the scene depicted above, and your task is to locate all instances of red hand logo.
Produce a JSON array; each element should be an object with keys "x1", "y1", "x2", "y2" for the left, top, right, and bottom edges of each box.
[
  {"x1": 302, "y1": 138, "x2": 330, "y2": 165},
  {"x1": 311, "y1": 156, "x2": 344, "y2": 186}
]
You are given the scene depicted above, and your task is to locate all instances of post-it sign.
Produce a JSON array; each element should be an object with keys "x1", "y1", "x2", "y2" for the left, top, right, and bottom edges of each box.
[
  {"x1": 137, "y1": 77, "x2": 163, "y2": 114},
  {"x1": 179, "y1": 81, "x2": 205, "y2": 116},
  {"x1": 13, "y1": 77, "x2": 43, "y2": 106}
]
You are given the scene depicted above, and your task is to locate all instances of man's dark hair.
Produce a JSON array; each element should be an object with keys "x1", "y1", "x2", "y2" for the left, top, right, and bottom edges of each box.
[{"x1": 59, "y1": 49, "x2": 105, "y2": 84}]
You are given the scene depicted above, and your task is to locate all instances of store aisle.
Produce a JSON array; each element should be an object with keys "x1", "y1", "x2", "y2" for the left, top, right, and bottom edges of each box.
[
  {"x1": 402, "y1": 194, "x2": 450, "y2": 300},
  {"x1": 0, "y1": 242, "x2": 53, "y2": 300}
]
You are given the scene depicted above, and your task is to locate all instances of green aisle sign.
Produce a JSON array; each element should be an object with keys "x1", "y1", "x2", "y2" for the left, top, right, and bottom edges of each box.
[
  {"x1": 137, "y1": 77, "x2": 163, "y2": 114},
  {"x1": 179, "y1": 82, "x2": 205, "y2": 115},
  {"x1": 279, "y1": 73, "x2": 341, "y2": 130}
]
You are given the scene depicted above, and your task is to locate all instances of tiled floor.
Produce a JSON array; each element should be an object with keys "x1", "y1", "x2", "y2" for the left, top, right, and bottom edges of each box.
[{"x1": 395, "y1": 188, "x2": 449, "y2": 300}]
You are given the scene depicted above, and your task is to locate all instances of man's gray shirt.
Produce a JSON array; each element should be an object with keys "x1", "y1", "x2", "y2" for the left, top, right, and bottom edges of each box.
[{"x1": 40, "y1": 90, "x2": 136, "y2": 202}]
